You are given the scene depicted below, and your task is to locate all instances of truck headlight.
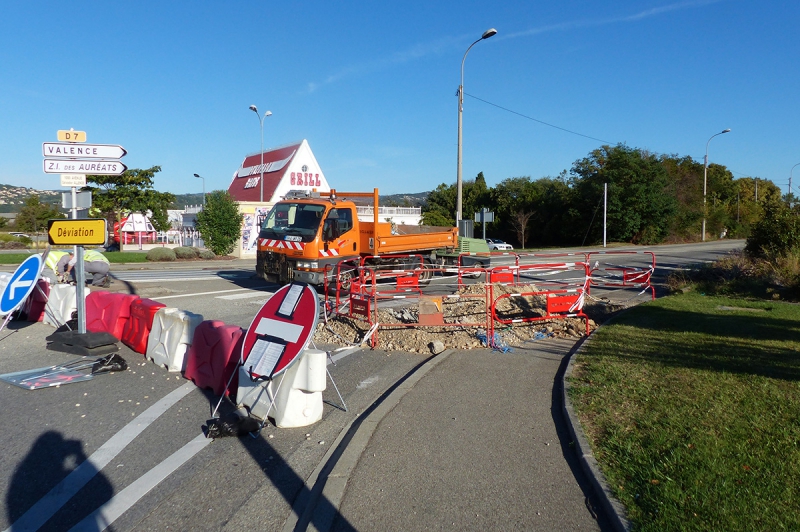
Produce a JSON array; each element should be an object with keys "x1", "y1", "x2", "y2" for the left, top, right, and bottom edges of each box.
[{"x1": 295, "y1": 260, "x2": 319, "y2": 269}]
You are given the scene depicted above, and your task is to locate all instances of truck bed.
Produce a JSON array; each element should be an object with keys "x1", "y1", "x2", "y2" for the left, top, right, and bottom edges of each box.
[{"x1": 359, "y1": 222, "x2": 457, "y2": 255}]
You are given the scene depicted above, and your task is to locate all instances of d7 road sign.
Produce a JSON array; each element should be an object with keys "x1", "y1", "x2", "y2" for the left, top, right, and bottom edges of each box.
[
  {"x1": 57, "y1": 130, "x2": 87, "y2": 142},
  {"x1": 48, "y1": 219, "x2": 107, "y2": 246}
]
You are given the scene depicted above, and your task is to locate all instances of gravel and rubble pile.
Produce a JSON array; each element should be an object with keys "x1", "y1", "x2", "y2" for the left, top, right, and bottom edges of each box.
[{"x1": 312, "y1": 283, "x2": 634, "y2": 353}]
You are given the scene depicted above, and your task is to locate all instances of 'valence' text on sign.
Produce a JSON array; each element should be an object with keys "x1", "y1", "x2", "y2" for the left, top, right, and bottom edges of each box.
[{"x1": 42, "y1": 143, "x2": 127, "y2": 159}]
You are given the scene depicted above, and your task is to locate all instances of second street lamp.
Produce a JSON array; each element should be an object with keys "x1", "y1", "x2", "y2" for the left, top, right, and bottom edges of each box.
[
  {"x1": 456, "y1": 27, "x2": 497, "y2": 231},
  {"x1": 193, "y1": 173, "x2": 206, "y2": 206},
  {"x1": 702, "y1": 128, "x2": 731, "y2": 242},
  {"x1": 249, "y1": 105, "x2": 272, "y2": 203}
]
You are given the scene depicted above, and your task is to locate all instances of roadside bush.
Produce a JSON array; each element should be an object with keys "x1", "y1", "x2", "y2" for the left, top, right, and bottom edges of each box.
[
  {"x1": 667, "y1": 250, "x2": 800, "y2": 301},
  {"x1": 199, "y1": 250, "x2": 216, "y2": 260},
  {"x1": 0, "y1": 240, "x2": 28, "y2": 249},
  {"x1": 745, "y1": 201, "x2": 800, "y2": 260},
  {"x1": 174, "y1": 246, "x2": 199, "y2": 259},
  {"x1": 146, "y1": 248, "x2": 176, "y2": 262}
]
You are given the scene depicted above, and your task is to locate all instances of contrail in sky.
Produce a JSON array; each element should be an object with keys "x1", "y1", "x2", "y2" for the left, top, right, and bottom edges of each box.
[
  {"x1": 501, "y1": 0, "x2": 725, "y2": 40},
  {"x1": 306, "y1": 0, "x2": 724, "y2": 93}
]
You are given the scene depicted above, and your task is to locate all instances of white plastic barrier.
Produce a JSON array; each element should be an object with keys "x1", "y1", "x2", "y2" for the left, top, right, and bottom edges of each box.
[
  {"x1": 237, "y1": 349, "x2": 327, "y2": 427},
  {"x1": 42, "y1": 284, "x2": 88, "y2": 327},
  {"x1": 146, "y1": 307, "x2": 204, "y2": 372}
]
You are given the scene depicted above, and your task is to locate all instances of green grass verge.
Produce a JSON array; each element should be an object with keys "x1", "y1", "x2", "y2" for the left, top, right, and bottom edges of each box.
[
  {"x1": 569, "y1": 291, "x2": 800, "y2": 531},
  {"x1": 0, "y1": 251, "x2": 149, "y2": 264}
]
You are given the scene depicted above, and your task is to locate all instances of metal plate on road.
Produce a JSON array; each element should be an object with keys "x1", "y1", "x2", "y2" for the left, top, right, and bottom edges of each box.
[
  {"x1": 47, "y1": 218, "x2": 107, "y2": 246},
  {"x1": 43, "y1": 143, "x2": 127, "y2": 159},
  {"x1": 0, "y1": 254, "x2": 43, "y2": 315},
  {"x1": 43, "y1": 159, "x2": 126, "y2": 175}
]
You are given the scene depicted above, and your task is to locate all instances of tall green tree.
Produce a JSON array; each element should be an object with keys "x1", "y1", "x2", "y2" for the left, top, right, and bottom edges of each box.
[
  {"x1": 84, "y1": 166, "x2": 174, "y2": 230},
  {"x1": 421, "y1": 183, "x2": 456, "y2": 226},
  {"x1": 421, "y1": 172, "x2": 490, "y2": 229},
  {"x1": 15, "y1": 194, "x2": 65, "y2": 234},
  {"x1": 195, "y1": 190, "x2": 244, "y2": 256},
  {"x1": 570, "y1": 145, "x2": 677, "y2": 244}
]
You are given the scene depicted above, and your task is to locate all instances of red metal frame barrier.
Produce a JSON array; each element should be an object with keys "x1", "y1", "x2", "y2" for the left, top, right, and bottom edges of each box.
[
  {"x1": 586, "y1": 251, "x2": 656, "y2": 300},
  {"x1": 487, "y1": 260, "x2": 591, "y2": 338},
  {"x1": 490, "y1": 286, "x2": 590, "y2": 336}
]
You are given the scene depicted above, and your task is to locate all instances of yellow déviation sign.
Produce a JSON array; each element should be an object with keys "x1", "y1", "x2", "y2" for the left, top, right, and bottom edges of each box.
[{"x1": 47, "y1": 219, "x2": 107, "y2": 246}]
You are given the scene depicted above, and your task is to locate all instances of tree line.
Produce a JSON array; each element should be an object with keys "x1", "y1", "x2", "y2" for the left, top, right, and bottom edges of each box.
[{"x1": 421, "y1": 143, "x2": 785, "y2": 248}]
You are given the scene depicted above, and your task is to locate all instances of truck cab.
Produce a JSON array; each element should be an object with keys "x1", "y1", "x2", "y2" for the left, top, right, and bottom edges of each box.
[{"x1": 257, "y1": 191, "x2": 359, "y2": 285}]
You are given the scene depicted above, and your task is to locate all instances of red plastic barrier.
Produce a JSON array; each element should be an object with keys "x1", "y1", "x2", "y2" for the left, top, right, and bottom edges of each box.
[
  {"x1": 23, "y1": 279, "x2": 50, "y2": 322},
  {"x1": 86, "y1": 291, "x2": 138, "y2": 339},
  {"x1": 121, "y1": 298, "x2": 166, "y2": 354},
  {"x1": 183, "y1": 320, "x2": 244, "y2": 396}
]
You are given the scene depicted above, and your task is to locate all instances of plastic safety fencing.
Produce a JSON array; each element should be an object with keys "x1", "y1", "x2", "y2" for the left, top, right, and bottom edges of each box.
[
  {"x1": 586, "y1": 251, "x2": 656, "y2": 300},
  {"x1": 323, "y1": 258, "x2": 491, "y2": 348},
  {"x1": 487, "y1": 259, "x2": 591, "y2": 338},
  {"x1": 455, "y1": 251, "x2": 518, "y2": 289},
  {"x1": 322, "y1": 252, "x2": 598, "y2": 348}
]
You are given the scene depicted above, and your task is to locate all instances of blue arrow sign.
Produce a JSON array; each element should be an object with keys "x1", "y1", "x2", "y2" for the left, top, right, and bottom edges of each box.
[{"x1": 0, "y1": 255, "x2": 43, "y2": 316}]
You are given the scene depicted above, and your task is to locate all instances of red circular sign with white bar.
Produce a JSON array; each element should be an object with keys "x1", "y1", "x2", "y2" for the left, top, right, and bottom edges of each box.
[{"x1": 241, "y1": 282, "x2": 319, "y2": 379}]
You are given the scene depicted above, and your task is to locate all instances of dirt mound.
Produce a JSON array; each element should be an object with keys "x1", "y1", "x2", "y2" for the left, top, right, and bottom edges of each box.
[{"x1": 311, "y1": 283, "x2": 628, "y2": 353}]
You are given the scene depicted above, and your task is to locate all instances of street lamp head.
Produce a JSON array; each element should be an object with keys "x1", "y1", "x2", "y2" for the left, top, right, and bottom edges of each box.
[
  {"x1": 193, "y1": 173, "x2": 201, "y2": 178},
  {"x1": 265, "y1": 110, "x2": 272, "y2": 117},
  {"x1": 249, "y1": 104, "x2": 258, "y2": 113},
  {"x1": 482, "y1": 28, "x2": 497, "y2": 39},
  {"x1": 722, "y1": 128, "x2": 731, "y2": 133}
]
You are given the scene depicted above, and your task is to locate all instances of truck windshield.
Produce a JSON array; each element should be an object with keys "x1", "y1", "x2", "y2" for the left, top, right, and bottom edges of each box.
[{"x1": 260, "y1": 203, "x2": 325, "y2": 242}]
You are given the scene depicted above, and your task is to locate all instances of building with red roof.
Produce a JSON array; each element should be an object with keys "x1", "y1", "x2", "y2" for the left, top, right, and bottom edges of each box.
[{"x1": 228, "y1": 139, "x2": 330, "y2": 257}]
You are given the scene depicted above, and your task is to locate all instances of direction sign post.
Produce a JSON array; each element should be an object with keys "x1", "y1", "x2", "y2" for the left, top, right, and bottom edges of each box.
[{"x1": 43, "y1": 130, "x2": 126, "y2": 332}]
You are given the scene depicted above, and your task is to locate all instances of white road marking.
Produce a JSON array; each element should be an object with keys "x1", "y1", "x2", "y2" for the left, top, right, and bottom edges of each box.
[
  {"x1": 69, "y1": 434, "x2": 212, "y2": 532},
  {"x1": 156, "y1": 288, "x2": 253, "y2": 300},
  {"x1": 217, "y1": 291, "x2": 274, "y2": 300},
  {"x1": 4, "y1": 382, "x2": 195, "y2": 532}
]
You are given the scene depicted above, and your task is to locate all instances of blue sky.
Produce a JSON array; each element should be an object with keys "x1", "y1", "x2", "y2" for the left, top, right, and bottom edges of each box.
[{"x1": 2, "y1": 1, "x2": 799, "y2": 199}]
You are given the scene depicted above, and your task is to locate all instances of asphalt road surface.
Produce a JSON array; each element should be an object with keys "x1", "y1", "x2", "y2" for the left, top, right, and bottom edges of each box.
[{"x1": 0, "y1": 241, "x2": 743, "y2": 531}]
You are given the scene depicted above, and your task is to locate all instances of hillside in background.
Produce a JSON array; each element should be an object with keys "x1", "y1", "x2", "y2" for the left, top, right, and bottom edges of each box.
[{"x1": 0, "y1": 185, "x2": 61, "y2": 213}]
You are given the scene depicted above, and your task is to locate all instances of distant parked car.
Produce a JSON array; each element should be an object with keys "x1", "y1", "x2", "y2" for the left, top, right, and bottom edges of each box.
[
  {"x1": 486, "y1": 238, "x2": 513, "y2": 251},
  {"x1": 9, "y1": 232, "x2": 30, "y2": 239}
]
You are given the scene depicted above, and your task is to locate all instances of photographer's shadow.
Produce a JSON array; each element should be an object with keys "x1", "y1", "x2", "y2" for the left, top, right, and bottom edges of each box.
[{"x1": 6, "y1": 430, "x2": 114, "y2": 531}]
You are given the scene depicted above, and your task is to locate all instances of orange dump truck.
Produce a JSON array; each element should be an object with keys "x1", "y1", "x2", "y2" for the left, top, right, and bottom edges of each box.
[{"x1": 256, "y1": 188, "x2": 460, "y2": 287}]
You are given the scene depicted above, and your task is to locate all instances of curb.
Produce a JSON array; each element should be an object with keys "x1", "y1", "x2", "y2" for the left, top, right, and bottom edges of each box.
[
  {"x1": 282, "y1": 348, "x2": 457, "y2": 532},
  {"x1": 562, "y1": 334, "x2": 632, "y2": 532}
]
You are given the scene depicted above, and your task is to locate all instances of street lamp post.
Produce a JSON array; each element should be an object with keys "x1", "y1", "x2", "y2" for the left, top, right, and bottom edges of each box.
[
  {"x1": 249, "y1": 105, "x2": 272, "y2": 203},
  {"x1": 702, "y1": 128, "x2": 731, "y2": 241},
  {"x1": 193, "y1": 173, "x2": 206, "y2": 206},
  {"x1": 790, "y1": 163, "x2": 800, "y2": 207},
  {"x1": 456, "y1": 28, "x2": 497, "y2": 230}
]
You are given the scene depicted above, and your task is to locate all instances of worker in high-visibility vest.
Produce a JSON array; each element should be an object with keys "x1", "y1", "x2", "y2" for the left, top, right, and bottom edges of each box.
[{"x1": 56, "y1": 249, "x2": 111, "y2": 287}]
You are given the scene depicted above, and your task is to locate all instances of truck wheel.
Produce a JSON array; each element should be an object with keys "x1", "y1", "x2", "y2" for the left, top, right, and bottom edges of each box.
[
  {"x1": 328, "y1": 268, "x2": 355, "y2": 295},
  {"x1": 468, "y1": 261, "x2": 485, "y2": 279},
  {"x1": 417, "y1": 262, "x2": 434, "y2": 285}
]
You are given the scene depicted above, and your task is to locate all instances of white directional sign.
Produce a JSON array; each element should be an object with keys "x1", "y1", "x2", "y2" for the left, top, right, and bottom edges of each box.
[
  {"x1": 60, "y1": 174, "x2": 87, "y2": 187},
  {"x1": 42, "y1": 142, "x2": 127, "y2": 159},
  {"x1": 43, "y1": 159, "x2": 127, "y2": 175}
]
